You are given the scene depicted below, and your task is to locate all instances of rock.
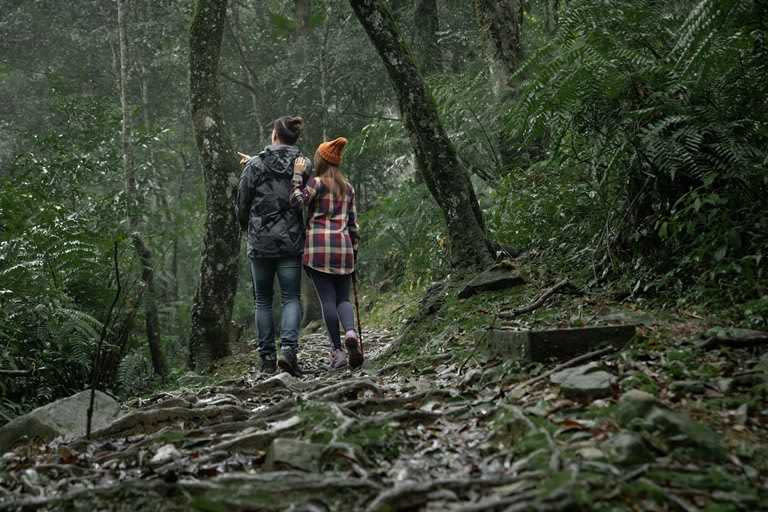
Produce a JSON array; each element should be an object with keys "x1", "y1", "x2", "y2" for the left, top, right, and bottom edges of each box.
[
  {"x1": 485, "y1": 325, "x2": 636, "y2": 363},
  {"x1": 265, "y1": 438, "x2": 326, "y2": 472},
  {"x1": 550, "y1": 362, "x2": 603, "y2": 385},
  {"x1": 150, "y1": 443, "x2": 181, "y2": 465},
  {"x1": 603, "y1": 433, "x2": 653, "y2": 465},
  {"x1": 559, "y1": 371, "x2": 617, "y2": 400},
  {"x1": 458, "y1": 265, "x2": 525, "y2": 299},
  {"x1": 669, "y1": 380, "x2": 706, "y2": 394},
  {"x1": 733, "y1": 404, "x2": 749, "y2": 426},
  {"x1": 0, "y1": 390, "x2": 120, "y2": 452},
  {"x1": 600, "y1": 309, "x2": 657, "y2": 326},
  {"x1": 576, "y1": 447, "x2": 605, "y2": 460},
  {"x1": 644, "y1": 408, "x2": 723, "y2": 457},
  {"x1": 700, "y1": 327, "x2": 768, "y2": 349},
  {"x1": 615, "y1": 389, "x2": 658, "y2": 426},
  {"x1": 615, "y1": 390, "x2": 724, "y2": 459},
  {"x1": 716, "y1": 378, "x2": 734, "y2": 393}
]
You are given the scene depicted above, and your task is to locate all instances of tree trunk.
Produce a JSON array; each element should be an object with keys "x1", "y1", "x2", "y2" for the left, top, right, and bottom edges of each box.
[
  {"x1": 131, "y1": 234, "x2": 167, "y2": 375},
  {"x1": 116, "y1": 0, "x2": 167, "y2": 377},
  {"x1": 295, "y1": 0, "x2": 311, "y2": 33},
  {"x1": 414, "y1": 0, "x2": 442, "y2": 74},
  {"x1": 350, "y1": 0, "x2": 494, "y2": 270},
  {"x1": 475, "y1": 0, "x2": 522, "y2": 94},
  {"x1": 189, "y1": 0, "x2": 241, "y2": 369}
]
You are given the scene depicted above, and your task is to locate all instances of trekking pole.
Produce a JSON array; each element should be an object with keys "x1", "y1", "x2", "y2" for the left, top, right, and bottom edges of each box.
[{"x1": 352, "y1": 271, "x2": 364, "y2": 358}]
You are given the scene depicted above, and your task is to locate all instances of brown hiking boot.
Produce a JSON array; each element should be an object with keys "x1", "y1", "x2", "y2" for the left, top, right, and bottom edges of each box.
[
  {"x1": 277, "y1": 347, "x2": 302, "y2": 377},
  {"x1": 329, "y1": 348, "x2": 347, "y2": 370},
  {"x1": 344, "y1": 330, "x2": 363, "y2": 369}
]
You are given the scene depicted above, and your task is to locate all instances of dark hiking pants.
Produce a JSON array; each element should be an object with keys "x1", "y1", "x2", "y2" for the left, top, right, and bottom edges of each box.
[{"x1": 305, "y1": 267, "x2": 356, "y2": 350}]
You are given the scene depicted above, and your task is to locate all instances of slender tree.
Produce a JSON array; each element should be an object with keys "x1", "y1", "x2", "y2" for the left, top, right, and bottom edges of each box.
[
  {"x1": 189, "y1": 0, "x2": 241, "y2": 368},
  {"x1": 116, "y1": 0, "x2": 167, "y2": 377},
  {"x1": 475, "y1": 0, "x2": 523, "y2": 95},
  {"x1": 349, "y1": 0, "x2": 494, "y2": 270},
  {"x1": 415, "y1": 0, "x2": 442, "y2": 74}
]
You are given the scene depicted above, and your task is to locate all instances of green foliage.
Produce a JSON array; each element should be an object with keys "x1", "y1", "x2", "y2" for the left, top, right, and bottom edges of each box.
[
  {"x1": 0, "y1": 95, "x2": 125, "y2": 418},
  {"x1": 501, "y1": 0, "x2": 767, "y2": 305},
  {"x1": 359, "y1": 183, "x2": 447, "y2": 289}
]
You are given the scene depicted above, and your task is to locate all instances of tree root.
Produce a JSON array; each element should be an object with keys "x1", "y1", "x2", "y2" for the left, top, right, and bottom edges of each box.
[
  {"x1": 86, "y1": 404, "x2": 252, "y2": 439},
  {"x1": 305, "y1": 379, "x2": 383, "y2": 401},
  {"x1": 365, "y1": 473, "x2": 543, "y2": 512},
  {"x1": 342, "y1": 390, "x2": 454, "y2": 414},
  {"x1": 208, "y1": 415, "x2": 302, "y2": 453}
]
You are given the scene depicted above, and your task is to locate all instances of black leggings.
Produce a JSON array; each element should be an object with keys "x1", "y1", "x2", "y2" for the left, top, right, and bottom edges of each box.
[{"x1": 306, "y1": 267, "x2": 356, "y2": 350}]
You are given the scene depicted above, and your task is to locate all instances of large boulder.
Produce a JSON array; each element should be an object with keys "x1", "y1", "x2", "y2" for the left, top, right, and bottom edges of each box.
[{"x1": 0, "y1": 390, "x2": 120, "y2": 452}]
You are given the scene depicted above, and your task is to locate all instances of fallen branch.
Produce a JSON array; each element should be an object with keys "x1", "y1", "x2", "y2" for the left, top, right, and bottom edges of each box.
[
  {"x1": 0, "y1": 369, "x2": 40, "y2": 377},
  {"x1": 498, "y1": 279, "x2": 570, "y2": 320}
]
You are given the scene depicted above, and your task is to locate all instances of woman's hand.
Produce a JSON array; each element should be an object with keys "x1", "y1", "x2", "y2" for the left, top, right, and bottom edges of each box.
[
  {"x1": 293, "y1": 156, "x2": 309, "y2": 175},
  {"x1": 293, "y1": 156, "x2": 309, "y2": 187},
  {"x1": 238, "y1": 151, "x2": 251, "y2": 167}
]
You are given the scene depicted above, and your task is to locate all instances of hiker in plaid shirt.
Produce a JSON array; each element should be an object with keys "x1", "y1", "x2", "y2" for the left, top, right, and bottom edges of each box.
[{"x1": 291, "y1": 137, "x2": 363, "y2": 370}]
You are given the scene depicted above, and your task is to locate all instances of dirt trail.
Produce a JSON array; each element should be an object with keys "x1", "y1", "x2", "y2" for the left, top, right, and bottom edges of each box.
[
  {"x1": 1, "y1": 326, "x2": 766, "y2": 511},
  {"x1": 0, "y1": 329, "x2": 532, "y2": 511}
]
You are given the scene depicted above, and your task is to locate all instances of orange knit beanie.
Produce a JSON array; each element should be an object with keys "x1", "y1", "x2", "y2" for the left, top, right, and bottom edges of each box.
[{"x1": 317, "y1": 137, "x2": 348, "y2": 166}]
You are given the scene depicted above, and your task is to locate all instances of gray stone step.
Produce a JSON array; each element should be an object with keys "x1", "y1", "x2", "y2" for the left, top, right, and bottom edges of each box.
[{"x1": 483, "y1": 324, "x2": 637, "y2": 363}]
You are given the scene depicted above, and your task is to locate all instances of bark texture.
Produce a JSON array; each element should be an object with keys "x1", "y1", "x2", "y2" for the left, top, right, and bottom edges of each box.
[
  {"x1": 414, "y1": 0, "x2": 442, "y2": 74},
  {"x1": 350, "y1": 0, "x2": 493, "y2": 269},
  {"x1": 475, "y1": 0, "x2": 522, "y2": 92},
  {"x1": 117, "y1": 0, "x2": 167, "y2": 377},
  {"x1": 189, "y1": 0, "x2": 241, "y2": 369}
]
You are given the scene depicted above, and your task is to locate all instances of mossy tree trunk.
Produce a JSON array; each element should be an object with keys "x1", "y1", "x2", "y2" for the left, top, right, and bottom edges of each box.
[
  {"x1": 350, "y1": 0, "x2": 494, "y2": 270},
  {"x1": 189, "y1": 0, "x2": 241, "y2": 369},
  {"x1": 116, "y1": 0, "x2": 167, "y2": 377}
]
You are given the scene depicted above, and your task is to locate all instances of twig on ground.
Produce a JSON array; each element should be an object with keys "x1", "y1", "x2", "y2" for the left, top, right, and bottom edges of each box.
[{"x1": 498, "y1": 279, "x2": 570, "y2": 320}]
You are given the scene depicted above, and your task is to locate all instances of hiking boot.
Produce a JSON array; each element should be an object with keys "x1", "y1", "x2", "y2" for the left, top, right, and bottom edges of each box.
[
  {"x1": 277, "y1": 347, "x2": 302, "y2": 377},
  {"x1": 260, "y1": 354, "x2": 277, "y2": 374},
  {"x1": 344, "y1": 330, "x2": 363, "y2": 369},
  {"x1": 329, "y1": 348, "x2": 347, "y2": 370}
]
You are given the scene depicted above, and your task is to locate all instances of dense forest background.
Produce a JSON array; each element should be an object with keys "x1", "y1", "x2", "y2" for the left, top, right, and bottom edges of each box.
[{"x1": 1, "y1": 0, "x2": 766, "y2": 423}]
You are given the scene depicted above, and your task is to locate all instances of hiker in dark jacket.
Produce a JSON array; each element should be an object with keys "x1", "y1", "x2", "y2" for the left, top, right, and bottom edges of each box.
[
  {"x1": 237, "y1": 116, "x2": 313, "y2": 376},
  {"x1": 290, "y1": 137, "x2": 363, "y2": 370}
]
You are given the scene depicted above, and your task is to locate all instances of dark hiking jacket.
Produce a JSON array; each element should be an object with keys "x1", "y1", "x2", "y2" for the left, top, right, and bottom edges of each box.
[{"x1": 237, "y1": 144, "x2": 312, "y2": 258}]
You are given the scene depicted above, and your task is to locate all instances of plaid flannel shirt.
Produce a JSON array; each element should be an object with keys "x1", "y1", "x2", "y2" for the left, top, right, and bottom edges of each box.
[{"x1": 291, "y1": 175, "x2": 359, "y2": 275}]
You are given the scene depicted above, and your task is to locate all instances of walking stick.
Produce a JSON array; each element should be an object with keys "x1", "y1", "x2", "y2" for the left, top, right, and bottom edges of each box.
[{"x1": 352, "y1": 271, "x2": 364, "y2": 358}]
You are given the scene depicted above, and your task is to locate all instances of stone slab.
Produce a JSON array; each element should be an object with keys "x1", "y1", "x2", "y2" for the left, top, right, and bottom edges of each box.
[{"x1": 485, "y1": 324, "x2": 637, "y2": 363}]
